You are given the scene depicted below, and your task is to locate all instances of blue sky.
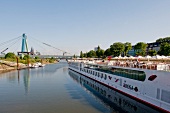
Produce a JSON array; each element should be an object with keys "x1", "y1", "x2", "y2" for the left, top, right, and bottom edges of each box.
[{"x1": 0, "y1": 0, "x2": 170, "y2": 55}]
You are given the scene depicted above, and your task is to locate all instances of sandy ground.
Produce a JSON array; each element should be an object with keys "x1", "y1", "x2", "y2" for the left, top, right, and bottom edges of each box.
[{"x1": 0, "y1": 63, "x2": 16, "y2": 74}]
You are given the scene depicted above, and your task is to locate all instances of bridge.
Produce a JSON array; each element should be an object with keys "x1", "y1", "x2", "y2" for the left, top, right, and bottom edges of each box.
[
  {"x1": 0, "y1": 54, "x2": 73, "y2": 59},
  {"x1": 0, "y1": 34, "x2": 75, "y2": 59}
]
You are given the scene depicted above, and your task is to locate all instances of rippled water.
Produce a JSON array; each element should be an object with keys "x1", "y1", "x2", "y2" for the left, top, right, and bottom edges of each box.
[{"x1": 0, "y1": 63, "x2": 160, "y2": 113}]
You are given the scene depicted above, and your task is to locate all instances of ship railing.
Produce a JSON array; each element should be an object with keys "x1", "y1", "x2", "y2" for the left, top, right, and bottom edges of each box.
[
  {"x1": 70, "y1": 60, "x2": 170, "y2": 71},
  {"x1": 112, "y1": 61, "x2": 170, "y2": 71}
]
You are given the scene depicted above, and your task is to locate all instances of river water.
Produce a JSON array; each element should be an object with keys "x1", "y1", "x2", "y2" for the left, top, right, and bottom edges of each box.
[{"x1": 0, "y1": 63, "x2": 160, "y2": 113}]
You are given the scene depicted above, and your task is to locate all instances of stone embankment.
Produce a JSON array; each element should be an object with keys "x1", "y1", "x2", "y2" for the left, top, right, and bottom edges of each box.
[{"x1": 0, "y1": 60, "x2": 27, "y2": 74}]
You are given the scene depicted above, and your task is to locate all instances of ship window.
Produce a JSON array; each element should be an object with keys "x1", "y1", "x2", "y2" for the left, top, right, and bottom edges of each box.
[
  {"x1": 95, "y1": 72, "x2": 97, "y2": 76},
  {"x1": 131, "y1": 70, "x2": 134, "y2": 79},
  {"x1": 148, "y1": 75, "x2": 157, "y2": 81},
  {"x1": 101, "y1": 73, "x2": 103, "y2": 78},
  {"x1": 98, "y1": 73, "x2": 100, "y2": 77},
  {"x1": 133, "y1": 71, "x2": 138, "y2": 80},
  {"x1": 104, "y1": 74, "x2": 107, "y2": 80}
]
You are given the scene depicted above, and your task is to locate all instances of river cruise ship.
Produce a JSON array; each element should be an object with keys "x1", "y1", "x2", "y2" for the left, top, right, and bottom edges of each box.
[
  {"x1": 69, "y1": 70, "x2": 161, "y2": 113},
  {"x1": 68, "y1": 60, "x2": 170, "y2": 112}
]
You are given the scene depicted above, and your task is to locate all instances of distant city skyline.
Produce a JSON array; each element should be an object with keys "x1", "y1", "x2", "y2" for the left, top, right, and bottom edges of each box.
[{"x1": 0, "y1": 0, "x2": 170, "y2": 55}]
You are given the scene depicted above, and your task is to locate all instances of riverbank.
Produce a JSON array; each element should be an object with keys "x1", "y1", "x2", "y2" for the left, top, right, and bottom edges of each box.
[
  {"x1": 0, "y1": 60, "x2": 59, "y2": 74},
  {"x1": 0, "y1": 64, "x2": 16, "y2": 74}
]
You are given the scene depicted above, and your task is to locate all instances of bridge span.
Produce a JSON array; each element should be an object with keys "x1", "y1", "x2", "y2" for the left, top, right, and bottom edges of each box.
[
  {"x1": 30, "y1": 55, "x2": 73, "y2": 59},
  {"x1": 0, "y1": 55, "x2": 74, "y2": 59}
]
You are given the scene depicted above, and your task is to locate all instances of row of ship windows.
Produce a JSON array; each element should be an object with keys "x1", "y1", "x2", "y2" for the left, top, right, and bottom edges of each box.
[
  {"x1": 81, "y1": 67, "x2": 146, "y2": 81},
  {"x1": 80, "y1": 68, "x2": 107, "y2": 80},
  {"x1": 109, "y1": 68, "x2": 146, "y2": 81}
]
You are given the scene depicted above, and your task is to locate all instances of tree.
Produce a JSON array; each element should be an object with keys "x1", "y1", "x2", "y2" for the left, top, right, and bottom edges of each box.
[
  {"x1": 124, "y1": 42, "x2": 132, "y2": 56},
  {"x1": 156, "y1": 37, "x2": 170, "y2": 43},
  {"x1": 156, "y1": 38, "x2": 163, "y2": 43},
  {"x1": 100, "y1": 49, "x2": 104, "y2": 58},
  {"x1": 135, "y1": 51, "x2": 145, "y2": 56},
  {"x1": 96, "y1": 46, "x2": 101, "y2": 58},
  {"x1": 148, "y1": 50, "x2": 157, "y2": 56},
  {"x1": 110, "y1": 42, "x2": 124, "y2": 57},
  {"x1": 134, "y1": 42, "x2": 147, "y2": 56},
  {"x1": 158, "y1": 42, "x2": 170, "y2": 56},
  {"x1": 5, "y1": 52, "x2": 16, "y2": 59},
  {"x1": 80, "y1": 51, "x2": 83, "y2": 58},
  {"x1": 104, "y1": 48, "x2": 112, "y2": 57},
  {"x1": 96, "y1": 46, "x2": 104, "y2": 58},
  {"x1": 83, "y1": 53, "x2": 87, "y2": 58},
  {"x1": 87, "y1": 50, "x2": 96, "y2": 58}
]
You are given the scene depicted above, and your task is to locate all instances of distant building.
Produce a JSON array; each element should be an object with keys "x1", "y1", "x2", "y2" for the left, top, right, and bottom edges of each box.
[
  {"x1": 127, "y1": 40, "x2": 170, "y2": 56},
  {"x1": 94, "y1": 47, "x2": 98, "y2": 51},
  {"x1": 30, "y1": 47, "x2": 35, "y2": 55},
  {"x1": 127, "y1": 46, "x2": 135, "y2": 56},
  {"x1": 146, "y1": 42, "x2": 160, "y2": 54}
]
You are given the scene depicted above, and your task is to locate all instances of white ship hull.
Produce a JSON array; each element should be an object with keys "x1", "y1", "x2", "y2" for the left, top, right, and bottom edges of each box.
[
  {"x1": 69, "y1": 70, "x2": 161, "y2": 113},
  {"x1": 69, "y1": 62, "x2": 170, "y2": 112}
]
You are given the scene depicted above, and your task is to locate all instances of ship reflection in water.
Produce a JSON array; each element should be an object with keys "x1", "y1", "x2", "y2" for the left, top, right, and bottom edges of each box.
[{"x1": 68, "y1": 70, "x2": 159, "y2": 113}]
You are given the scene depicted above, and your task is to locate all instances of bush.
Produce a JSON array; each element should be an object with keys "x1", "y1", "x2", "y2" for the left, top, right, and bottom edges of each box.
[
  {"x1": 49, "y1": 57, "x2": 55, "y2": 63},
  {"x1": 35, "y1": 56, "x2": 39, "y2": 59},
  {"x1": 5, "y1": 52, "x2": 16, "y2": 59},
  {"x1": 23, "y1": 55, "x2": 30, "y2": 60},
  {"x1": 49, "y1": 59, "x2": 54, "y2": 63},
  {"x1": 35, "y1": 59, "x2": 41, "y2": 62}
]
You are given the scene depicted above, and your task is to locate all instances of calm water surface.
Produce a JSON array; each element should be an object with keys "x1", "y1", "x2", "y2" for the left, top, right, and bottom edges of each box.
[{"x1": 0, "y1": 63, "x2": 160, "y2": 113}]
